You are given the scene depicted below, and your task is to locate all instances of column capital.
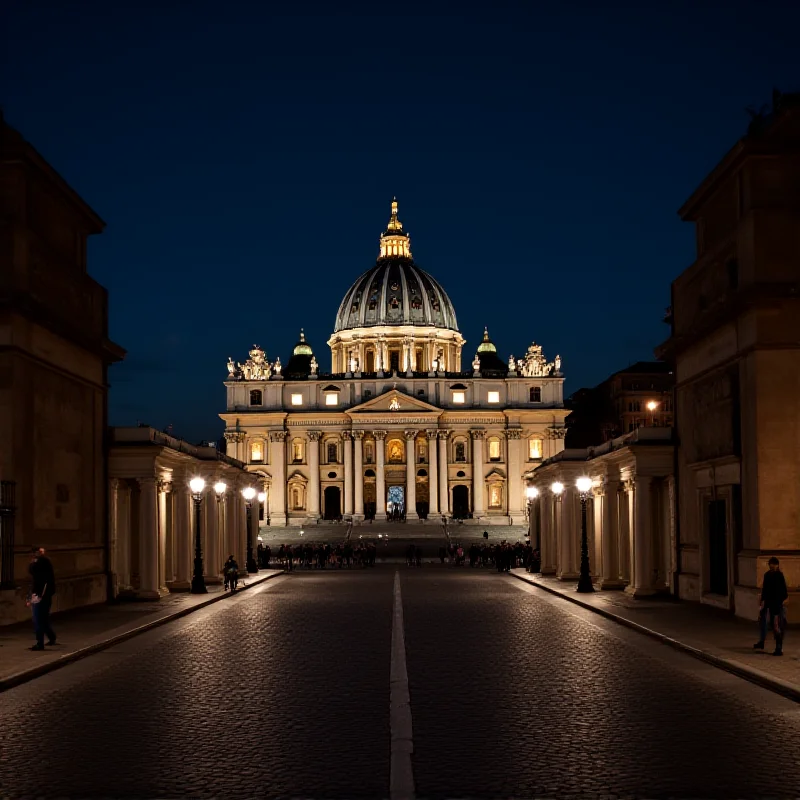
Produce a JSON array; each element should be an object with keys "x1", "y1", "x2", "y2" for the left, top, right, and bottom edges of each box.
[
  {"x1": 269, "y1": 431, "x2": 288, "y2": 442},
  {"x1": 426, "y1": 429, "x2": 439, "y2": 440},
  {"x1": 224, "y1": 431, "x2": 245, "y2": 443},
  {"x1": 353, "y1": 430, "x2": 365, "y2": 440},
  {"x1": 373, "y1": 430, "x2": 388, "y2": 440},
  {"x1": 437, "y1": 430, "x2": 450, "y2": 440},
  {"x1": 622, "y1": 478, "x2": 635, "y2": 492},
  {"x1": 470, "y1": 429, "x2": 486, "y2": 440},
  {"x1": 307, "y1": 430, "x2": 323, "y2": 442},
  {"x1": 158, "y1": 479, "x2": 173, "y2": 494},
  {"x1": 342, "y1": 430, "x2": 353, "y2": 440},
  {"x1": 109, "y1": 477, "x2": 123, "y2": 491},
  {"x1": 506, "y1": 428, "x2": 522, "y2": 439},
  {"x1": 404, "y1": 429, "x2": 418, "y2": 440}
]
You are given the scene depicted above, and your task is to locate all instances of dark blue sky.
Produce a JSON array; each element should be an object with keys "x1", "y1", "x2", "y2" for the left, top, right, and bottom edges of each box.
[{"x1": 3, "y1": 1, "x2": 798, "y2": 442}]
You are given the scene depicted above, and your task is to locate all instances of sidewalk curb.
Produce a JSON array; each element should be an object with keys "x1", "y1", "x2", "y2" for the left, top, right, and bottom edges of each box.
[
  {"x1": 510, "y1": 571, "x2": 800, "y2": 704},
  {"x1": 0, "y1": 570, "x2": 285, "y2": 694}
]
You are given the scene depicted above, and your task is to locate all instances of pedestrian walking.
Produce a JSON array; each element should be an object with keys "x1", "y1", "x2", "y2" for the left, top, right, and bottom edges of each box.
[
  {"x1": 754, "y1": 556, "x2": 789, "y2": 656},
  {"x1": 28, "y1": 546, "x2": 56, "y2": 651}
]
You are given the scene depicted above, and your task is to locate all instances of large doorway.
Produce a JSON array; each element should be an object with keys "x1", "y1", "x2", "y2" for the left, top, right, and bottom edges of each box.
[
  {"x1": 387, "y1": 485, "x2": 405, "y2": 521},
  {"x1": 452, "y1": 485, "x2": 470, "y2": 519},
  {"x1": 324, "y1": 486, "x2": 341, "y2": 520},
  {"x1": 708, "y1": 498, "x2": 728, "y2": 596}
]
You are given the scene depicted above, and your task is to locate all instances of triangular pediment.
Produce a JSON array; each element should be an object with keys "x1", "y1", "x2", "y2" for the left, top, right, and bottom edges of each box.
[{"x1": 346, "y1": 389, "x2": 442, "y2": 416}]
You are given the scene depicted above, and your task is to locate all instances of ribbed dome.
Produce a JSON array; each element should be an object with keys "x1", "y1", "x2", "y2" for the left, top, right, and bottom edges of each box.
[{"x1": 333, "y1": 200, "x2": 459, "y2": 333}]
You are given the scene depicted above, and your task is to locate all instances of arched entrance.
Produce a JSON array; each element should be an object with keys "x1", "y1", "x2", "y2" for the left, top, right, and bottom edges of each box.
[
  {"x1": 324, "y1": 486, "x2": 341, "y2": 520},
  {"x1": 452, "y1": 484, "x2": 470, "y2": 519}
]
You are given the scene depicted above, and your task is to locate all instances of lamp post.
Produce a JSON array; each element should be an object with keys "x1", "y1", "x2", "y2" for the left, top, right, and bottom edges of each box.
[
  {"x1": 576, "y1": 476, "x2": 594, "y2": 593},
  {"x1": 189, "y1": 477, "x2": 207, "y2": 594},
  {"x1": 242, "y1": 486, "x2": 259, "y2": 573},
  {"x1": 647, "y1": 400, "x2": 658, "y2": 427},
  {"x1": 525, "y1": 485, "x2": 539, "y2": 573}
]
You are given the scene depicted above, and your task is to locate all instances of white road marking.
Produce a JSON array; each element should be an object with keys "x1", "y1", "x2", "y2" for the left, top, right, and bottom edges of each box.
[{"x1": 390, "y1": 570, "x2": 415, "y2": 800}]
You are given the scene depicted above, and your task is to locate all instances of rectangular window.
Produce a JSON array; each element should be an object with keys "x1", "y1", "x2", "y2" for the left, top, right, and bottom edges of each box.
[
  {"x1": 327, "y1": 443, "x2": 337, "y2": 462},
  {"x1": 291, "y1": 393, "x2": 303, "y2": 406},
  {"x1": 452, "y1": 391, "x2": 466, "y2": 404},
  {"x1": 528, "y1": 439, "x2": 542, "y2": 460},
  {"x1": 487, "y1": 390, "x2": 500, "y2": 404},
  {"x1": 529, "y1": 387, "x2": 541, "y2": 403},
  {"x1": 325, "y1": 393, "x2": 338, "y2": 406},
  {"x1": 489, "y1": 439, "x2": 501, "y2": 460}
]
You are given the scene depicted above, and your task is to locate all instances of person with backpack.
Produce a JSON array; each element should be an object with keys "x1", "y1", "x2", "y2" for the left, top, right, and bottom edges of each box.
[{"x1": 754, "y1": 556, "x2": 789, "y2": 656}]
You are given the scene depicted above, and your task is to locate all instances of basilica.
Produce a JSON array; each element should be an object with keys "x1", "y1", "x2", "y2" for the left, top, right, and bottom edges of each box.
[{"x1": 220, "y1": 201, "x2": 567, "y2": 526}]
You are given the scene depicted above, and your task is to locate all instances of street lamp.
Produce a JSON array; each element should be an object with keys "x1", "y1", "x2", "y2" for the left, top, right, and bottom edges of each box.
[
  {"x1": 647, "y1": 400, "x2": 658, "y2": 427},
  {"x1": 551, "y1": 481, "x2": 564, "y2": 496},
  {"x1": 241, "y1": 486, "x2": 259, "y2": 574},
  {"x1": 525, "y1": 486, "x2": 540, "y2": 573},
  {"x1": 576, "y1": 476, "x2": 594, "y2": 593},
  {"x1": 189, "y1": 477, "x2": 207, "y2": 594}
]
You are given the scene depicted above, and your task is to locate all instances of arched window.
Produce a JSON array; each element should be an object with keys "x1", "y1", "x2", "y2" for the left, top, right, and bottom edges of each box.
[
  {"x1": 249, "y1": 389, "x2": 262, "y2": 406},
  {"x1": 528, "y1": 438, "x2": 542, "y2": 460},
  {"x1": 488, "y1": 437, "x2": 501, "y2": 462},
  {"x1": 292, "y1": 439, "x2": 304, "y2": 463},
  {"x1": 529, "y1": 387, "x2": 541, "y2": 403},
  {"x1": 455, "y1": 441, "x2": 467, "y2": 463},
  {"x1": 250, "y1": 441, "x2": 264, "y2": 462},
  {"x1": 327, "y1": 442, "x2": 338, "y2": 463}
]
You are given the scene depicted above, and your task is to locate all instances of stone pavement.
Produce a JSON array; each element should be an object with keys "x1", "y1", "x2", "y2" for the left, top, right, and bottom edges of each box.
[
  {"x1": 2, "y1": 567, "x2": 800, "y2": 798},
  {"x1": 0, "y1": 569, "x2": 283, "y2": 691},
  {"x1": 512, "y1": 569, "x2": 799, "y2": 700}
]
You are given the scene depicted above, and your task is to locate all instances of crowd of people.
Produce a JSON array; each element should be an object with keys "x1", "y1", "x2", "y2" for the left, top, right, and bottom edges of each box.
[
  {"x1": 257, "y1": 541, "x2": 378, "y2": 570},
  {"x1": 438, "y1": 541, "x2": 541, "y2": 572}
]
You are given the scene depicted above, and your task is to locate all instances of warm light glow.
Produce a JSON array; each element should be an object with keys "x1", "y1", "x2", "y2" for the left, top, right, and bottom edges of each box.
[
  {"x1": 647, "y1": 400, "x2": 658, "y2": 411},
  {"x1": 551, "y1": 481, "x2": 564, "y2": 495},
  {"x1": 214, "y1": 481, "x2": 227, "y2": 495},
  {"x1": 325, "y1": 393, "x2": 338, "y2": 406},
  {"x1": 291, "y1": 393, "x2": 303, "y2": 406},
  {"x1": 242, "y1": 486, "x2": 257, "y2": 501},
  {"x1": 576, "y1": 476, "x2": 592, "y2": 494},
  {"x1": 257, "y1": 491, "x2": 266, "y2": 503},
  {"x1": 452, "y1": 391, "x2": 466, "y2": 404},
  {"x1": 189, "y1": 477, "x2": 205, "y2": 494},
  {"x1": 526, "y1": 486, "x2": 539, "y2": 500},
  {"x1": 487, "y1": 390, "x2": 500, "y2": 403},
  {"x1": 529, "y1": 438, "x2": 542, "y2": 460}
]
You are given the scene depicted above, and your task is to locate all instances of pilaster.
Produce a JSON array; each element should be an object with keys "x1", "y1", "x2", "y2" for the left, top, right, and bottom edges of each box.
[
  {"x1": 375, "y1": 430, "x2": 387, "y2": 520},
  {"x1": 404, "y1": 429, "x2": 418, "y2": 519},
  {"x1": 471, "y1": 430, "x2": 485, "y2": 517},
  {"x1": 438, "y1": 430, "x2": 450, "y2": 516},
  {"x1": 353, "y1": 431, "x2": 365, "y2": 518},
  {"x1": 427, "y1": 430, "x2": 439, "y2": 515}
]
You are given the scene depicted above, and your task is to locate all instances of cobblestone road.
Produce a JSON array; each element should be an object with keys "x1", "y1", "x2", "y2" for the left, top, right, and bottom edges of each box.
[{"x1": 1, "y1": 567, "x2": 799, "y2": 799}]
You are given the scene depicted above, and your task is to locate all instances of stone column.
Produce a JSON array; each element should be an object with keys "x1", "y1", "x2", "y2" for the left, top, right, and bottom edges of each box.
[
  {"x1": 116, "y1": 482, "x2": 132, "y2": 592},
  {"x1": 438, "y1": 431, "x2": 449, "y2": 515},
  {"x1": 205, "y1": 486, "x2": 221, "y2": 583},
  {"x1": 506, "y1": 430, "x2": 523, "y2": 521},
  {"x1": 558, "y1": 488, "x2": 579, "y2": 580},
  {"x1": 600, "y1": 479, "x2": 623, "y2": 588},
  {"x1": 307, "y1": 431, "x2": 321, "y2": 519},
  {"x1": 173, "y1": 481, "x2": 192, "y2": 589},
  {"x1": 137, "y1": 476, "x2": 160, "y2": 599},
  {"x1": 157, "y1": 479, "x2": 170, "y2": 594},
  {"x1": 540, "y1": 493, "x2": 556, "y2": 574},
  {"x1": 374, "y1": 430, "x2": 387, "y2": 520},
  {"x1": 108, "y1": 478, "x2": 121, "y2": 598},
  {"x1": 427, "y1": 430, "x2": 439, "y2": 515},
  {"x1": 404, "y1": 430, "x2": 418, "y2": 519},
  {"x1": 628, "y1": 475, "x2": 655, "y2": 596},
  {"x1": 343, "y1": 432, "x2": 354, "y2": 516},
  {"x1": 221, "y1": 494, "x2": 235, "y2": 564},
  {"x1": 237, "y1": 479, "x2": 249, "y2": 569},
  {"x1": 269, "y1": 432, "x2": 287, "y2": 524},
  {"x1": 471, "y1": 430, "x2": 485, "y2": 517},
  {"x1": 353, "y1": 432, "x2": 365, "y2": 518},
  {"x1": 619, "y1": 480, "x2": 633, "y2": 584}
]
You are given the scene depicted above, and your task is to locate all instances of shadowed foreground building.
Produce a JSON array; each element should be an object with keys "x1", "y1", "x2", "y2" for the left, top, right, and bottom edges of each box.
[
  {"x1": 221, "y1": 201, "x2": 568, "y2": 529},
  {"x1": 657, "y1": 90, "x2": 800, "y2": 617},
  {"x1": 0, "y1": 117, "x2": 125, "y2": 624}
]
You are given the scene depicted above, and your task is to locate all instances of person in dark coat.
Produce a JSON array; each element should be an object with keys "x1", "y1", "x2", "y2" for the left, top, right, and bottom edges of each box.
[
  {"x1": 754, "y1": 556, "x2": 789, "y2": 656},
  {"x1": 28, "y1": 546, "x2": 56, "y2": 650}
]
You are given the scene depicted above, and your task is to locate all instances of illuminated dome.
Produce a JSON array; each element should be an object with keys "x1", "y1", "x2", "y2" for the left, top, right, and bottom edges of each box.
[
  {"x1": 476, "y1": 327, "x2": 496, "y2": 354},
  {"x1": 333, "y1": 200, "x2": 459, "y2": 333},
  {"x1": 292, "y1": 329, "x2": 313, "y2": 356}
]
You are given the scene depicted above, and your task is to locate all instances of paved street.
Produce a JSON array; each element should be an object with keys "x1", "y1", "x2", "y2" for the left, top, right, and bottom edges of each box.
[{"x1": 2, "y1": 568, "x2": 799, "y2": 799}]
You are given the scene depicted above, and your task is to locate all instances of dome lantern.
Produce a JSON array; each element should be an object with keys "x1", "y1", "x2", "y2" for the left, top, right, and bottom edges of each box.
[
  {"x1": 293, "y1": 328, "x2": 313, "y2": 356},
  {"x1": 379, "y1": 197, "x2": 412, "y2": 258},
  {"x1": 476, "y1": 326, "x2": 497, "y2": 354}
]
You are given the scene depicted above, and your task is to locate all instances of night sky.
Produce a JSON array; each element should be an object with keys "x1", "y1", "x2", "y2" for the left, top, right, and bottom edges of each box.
[{"x1": 3, "y1": 1, "x2": 799, "y2": 443}]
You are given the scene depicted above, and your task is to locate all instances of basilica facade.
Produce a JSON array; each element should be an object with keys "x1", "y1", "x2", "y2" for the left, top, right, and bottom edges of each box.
[{"x1": 220, "y1": 201, "x2": 567, "y2": 527}]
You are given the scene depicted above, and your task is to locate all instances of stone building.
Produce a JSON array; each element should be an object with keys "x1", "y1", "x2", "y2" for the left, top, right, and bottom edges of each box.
[
  {"x1": 526, "y1": 428, "x2": 675, "y2": 595},
  {"x1": 108, "y1": 427, "x2": 258, "y2": 598},
  {"x1": 566, "y1": 361, "x2": 674, "y2": 448},
  {"x1": 656, "y1": 89, "x2": 800, "y2": 618},
  {"x1": 220, "y1": 201, "x2": 568, "y2": 527},
  {"x1": 0, "y1": 116, "x2": 125, "y2": 624}
]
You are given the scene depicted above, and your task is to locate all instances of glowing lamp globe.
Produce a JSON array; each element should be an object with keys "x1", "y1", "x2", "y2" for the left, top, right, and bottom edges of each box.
[
  {"x1": 525, "y1": 486, "x2": 539, "y2": 500},
  {"x1": 242, "y1": 487, "x2": 257, "y2": 501},
  {"x1": 189, "y1": 477, "x2": 205, "y2": 495},
  {"x1": 257, "y1": 491, "x2": 266, "y2": 503},
  {"x1": 576, "y1": 477, "x2": 592, "y2": 494},
  {"x1": 214, "y1": 481, "x2": 227, "y2": 495},
  {"x1": 551, "y1": 481, "x2": 564, "y2": 495},
  {"x1": 647, "y1": 400, "x2": 658, "y2": 411}
]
